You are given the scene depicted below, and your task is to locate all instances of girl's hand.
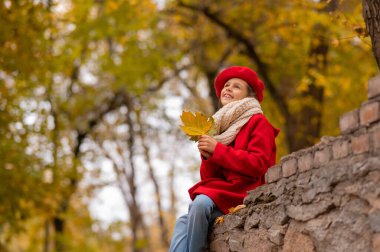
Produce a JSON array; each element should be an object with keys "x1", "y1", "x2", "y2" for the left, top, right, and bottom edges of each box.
[
  {"x1": 198, "y1": 135, "x2": 217, "y2": 154},
  {"x1": 199, "y1": 149, "x2": 212, "y2": 160}
]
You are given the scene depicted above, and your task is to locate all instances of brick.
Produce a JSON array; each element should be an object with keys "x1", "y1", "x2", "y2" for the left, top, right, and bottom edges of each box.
[
  {"x1": 339, "y1": 109, "x2": 359, "y2": 134},
  {"x1": 266, "y1": 165, "x2": 282, "y2": 183},
  {"x1": 351, "y1": 133, "x2": 370, "y2": 154},
  {"x1": 371, "y1": 125, "x2": 380, "y2": 150},
  {"x1": 298, "y1": 153, "x2": 313, "y2": 172},
  {"x1": 283, "y1": 221, "x2": 315, "y2": 252},
  {"x1": 368, "y1": 74, "x2": 380, "y2": 99},
  {"x1": 313, "y1": 147, "x2": 331, "y2": 167},
  {"x1": 229, "y1": 232, "x2": 244, "y2": 251},
  {"x1": 332, "y1": 140, "x2": 350, "y2": 159},
  {"x1": 373, "y1": 233, "x2": 380, "y2": 252},
  {"x1": 209, "y1": 236, "x2": 229, "y2": 252},
  {"x1": 282, "y1": 158, "x2": 297, "y2": 177},
  {"x1": 360, "y1": 101, "x2": 380, "y2": 125},
  {"x1": 369, "y1": 210, "x2": 380, "y2": 232}
]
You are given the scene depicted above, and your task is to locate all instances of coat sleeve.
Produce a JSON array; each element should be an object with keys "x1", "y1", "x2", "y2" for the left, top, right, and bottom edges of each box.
[
  {"x1": 199, "y1": 155, "x2": 224, "y2": 180},
  {"x1": 210, "y1": 116, "x2": 275, "y2": 179}
]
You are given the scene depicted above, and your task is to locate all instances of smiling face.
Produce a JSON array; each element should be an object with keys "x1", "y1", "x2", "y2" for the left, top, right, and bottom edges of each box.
[{"x1": 220, "y1": 78, "x2": 251, "y2": 106}]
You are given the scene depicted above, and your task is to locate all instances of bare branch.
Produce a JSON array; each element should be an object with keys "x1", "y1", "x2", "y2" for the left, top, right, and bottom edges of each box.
[
  {"x1": 146, "y1": 64, "x2": 192, "y2": 93},
  {"x1": 74, "y1": 90, "x2": 127, "y2": 157}
]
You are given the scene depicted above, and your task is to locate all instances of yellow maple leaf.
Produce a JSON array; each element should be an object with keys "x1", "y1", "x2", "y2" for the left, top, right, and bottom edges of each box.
[
  {"x1": 228, "y1": 204, "x2": 246, "y2": 214},
  {"x1": 214, "y1": 216, "x2": 224, "y2": 224},
  {"x1": 180, "y1": 111, "x2": 214, "y2": 142}
]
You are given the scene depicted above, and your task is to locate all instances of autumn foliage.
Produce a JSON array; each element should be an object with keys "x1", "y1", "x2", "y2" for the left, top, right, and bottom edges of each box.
[{"x1": 0, "y1": 0, "x2": 377, "y2": 252}]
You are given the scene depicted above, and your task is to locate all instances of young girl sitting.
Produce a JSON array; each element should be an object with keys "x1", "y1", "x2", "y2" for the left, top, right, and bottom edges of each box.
[{"x1": 169, "y1": 66, "x2": 279, "y2": 252}]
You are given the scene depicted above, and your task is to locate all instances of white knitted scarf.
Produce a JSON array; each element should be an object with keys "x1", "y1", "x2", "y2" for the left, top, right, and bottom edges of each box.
[{"x1": 213, "y1": 97, "x2": 263, "y2": 145}]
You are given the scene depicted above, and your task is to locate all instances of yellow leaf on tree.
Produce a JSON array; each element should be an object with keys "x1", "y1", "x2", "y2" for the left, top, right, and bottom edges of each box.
[{"x1": 180, "y1": 111, "x2": 215, "y2": 142}]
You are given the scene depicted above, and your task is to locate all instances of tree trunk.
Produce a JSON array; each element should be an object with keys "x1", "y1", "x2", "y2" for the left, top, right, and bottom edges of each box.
[
  {"x1": 136, "y1": 109, "x2": 170, "y2": 249},
  {"x1": 53, "y1": 209, "x2": 67, "y2": 252},
  {"x1": 110, "y1": 156, "x2": 142, "y2": 252},
  {"x1": 287, "y1": 24, "x2": 328, "y2": 151},
  {"x1": 363, "y1": 0, "x2": 380, "y2": 69},
  {"x1": 205, "y1": 70, "x2": 220, "y2": 112},
  {"x1": 168, "y1": 164, "x2": 177, "y2": 220},
  {"x1": 124, "y1": 97, "x2": 150, "y2": 252},
  {"x1": 287, "y1": 0, "x2": 338, "y2": 151},
  {"x1": 44, "y1": 220, "x2": 50, "y2": 252},
  {"x1": 103, "y1": 105, "x2": 150, "y2": 252}
]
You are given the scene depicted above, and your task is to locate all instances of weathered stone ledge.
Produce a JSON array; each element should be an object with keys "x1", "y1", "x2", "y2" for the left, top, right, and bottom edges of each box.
[
  {"x1": 266, "y1": 119, "x2": 380, "y2": 185},
  {"x1": 206, "y1": 75, "x2": 380, "y2": 252}
]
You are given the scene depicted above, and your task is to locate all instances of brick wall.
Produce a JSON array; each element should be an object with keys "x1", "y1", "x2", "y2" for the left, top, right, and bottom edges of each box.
[{"x1": 206, "y1": 75, "x2": 380, "y2": 252}]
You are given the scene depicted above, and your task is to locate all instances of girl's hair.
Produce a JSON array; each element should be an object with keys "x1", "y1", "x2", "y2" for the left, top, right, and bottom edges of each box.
[{"x1": 247, "y1": 86, "x2": 257, "y2": 98}]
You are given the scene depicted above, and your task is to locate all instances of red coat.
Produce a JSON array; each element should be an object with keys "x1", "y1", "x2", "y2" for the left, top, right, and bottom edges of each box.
[{"x1": 188, "y1": 114, "x2": 279, "y2": 214}]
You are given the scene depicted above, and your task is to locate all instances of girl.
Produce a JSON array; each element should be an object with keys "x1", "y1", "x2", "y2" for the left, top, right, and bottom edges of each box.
[{"x1": 169, "y1": 66, "x2": 279, "y2": 252}]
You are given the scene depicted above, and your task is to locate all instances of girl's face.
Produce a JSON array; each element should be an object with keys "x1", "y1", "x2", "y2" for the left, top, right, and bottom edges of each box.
[{"x1": 220, "y1": 78, "x2": 250, "y2": 106}]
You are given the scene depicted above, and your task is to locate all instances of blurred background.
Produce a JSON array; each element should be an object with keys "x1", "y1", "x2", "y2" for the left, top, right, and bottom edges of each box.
[{"x1": 0, "y1": 0, "x2": 377, "y2": 251}]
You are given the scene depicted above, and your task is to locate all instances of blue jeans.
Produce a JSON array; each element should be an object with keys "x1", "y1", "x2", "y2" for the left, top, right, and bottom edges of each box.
[{"x1": 169, "y1": 194, "x2": 223, "y2": 252}]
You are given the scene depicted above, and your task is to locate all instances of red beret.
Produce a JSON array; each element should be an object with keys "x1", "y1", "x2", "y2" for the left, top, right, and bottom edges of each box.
[{"x1": 214, "y1": 66, "x2": 264, "y2": 102}]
